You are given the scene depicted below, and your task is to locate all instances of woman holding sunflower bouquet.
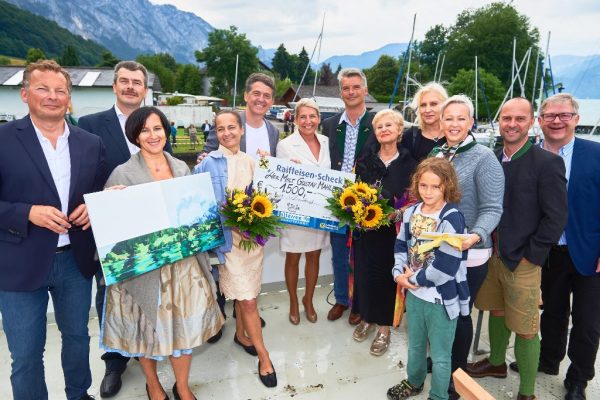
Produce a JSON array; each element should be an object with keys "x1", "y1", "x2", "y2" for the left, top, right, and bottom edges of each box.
[
  {"x1": 352, "y1": 109, "x2": 416, "y2": 356},
  {"x1": 194, "y1": 110, "x2": 277, "y2": 388}
]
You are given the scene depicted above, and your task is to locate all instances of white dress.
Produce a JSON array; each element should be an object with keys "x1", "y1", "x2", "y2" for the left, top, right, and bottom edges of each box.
[{"x1": 276, "y1": 132, "x2": 331, "y2": 253}]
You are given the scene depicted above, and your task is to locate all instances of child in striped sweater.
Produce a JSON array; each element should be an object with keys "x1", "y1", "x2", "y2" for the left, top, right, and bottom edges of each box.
[{"x1": 387, "y1": 158, "x2": 469, "y2": 400}]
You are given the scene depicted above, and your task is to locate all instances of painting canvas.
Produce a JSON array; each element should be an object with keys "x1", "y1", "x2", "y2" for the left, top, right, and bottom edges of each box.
[{"x1": 84, "y1": 173, "x2": 224, "y2": 286}]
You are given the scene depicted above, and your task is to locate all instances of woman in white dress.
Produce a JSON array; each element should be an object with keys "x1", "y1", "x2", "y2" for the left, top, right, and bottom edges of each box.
[{"x1": 276, "y1": 98, "x2": 331, "y2": 325}]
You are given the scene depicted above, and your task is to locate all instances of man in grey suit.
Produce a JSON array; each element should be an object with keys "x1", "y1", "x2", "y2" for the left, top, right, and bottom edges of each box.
[{"x1": 203, "y1": 72, "x2": 279, "y2": 156}]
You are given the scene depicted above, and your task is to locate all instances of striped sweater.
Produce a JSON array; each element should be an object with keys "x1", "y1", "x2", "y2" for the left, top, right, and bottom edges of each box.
[{"x1": 393, "y1": 202, "x2": 470, "y2": 320}]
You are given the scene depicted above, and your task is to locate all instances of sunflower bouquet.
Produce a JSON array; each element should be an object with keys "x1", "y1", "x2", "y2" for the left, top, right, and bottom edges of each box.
[
  {"x1": 221, "y1": 185, "x2": 284, "y2": 251},
  {"x1": 326, "y1": 180, "x2": 395, "y2": 231}
]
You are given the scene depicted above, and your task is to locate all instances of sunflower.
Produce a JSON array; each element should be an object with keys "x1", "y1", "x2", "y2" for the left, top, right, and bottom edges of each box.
[
  {"x1": 251, "y1": 195, "x2": 273, "y2": 218},
  {"x1": 339, "y1": 189, "x2": 359, "y2": 208},
  {"x1": 362, "y1": 204, "x2": 383, "y2": 229},
  {"x1": 352, "y1": 182, "x2": 372, "y2": 198}
]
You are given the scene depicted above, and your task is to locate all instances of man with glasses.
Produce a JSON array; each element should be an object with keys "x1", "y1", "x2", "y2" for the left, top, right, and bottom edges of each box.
[{"x1": 512, "y1": 93, "x2": 600, "y2": 400}]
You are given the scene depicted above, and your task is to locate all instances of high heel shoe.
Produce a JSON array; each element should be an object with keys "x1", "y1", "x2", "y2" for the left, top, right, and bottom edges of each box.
[
  {"x1": 302, "y1": 296, "x2": 317, "y2": 323},
  {"x1": 172, "y1": 382, "x2": 197, "y2": 400},
  {"x1": 234, "y1": 333, "x2": 258, "y2": 356},
  {"x1": 258, "y1": 360, "x2": 277, "y2": 388},
  {"x1": 146, "y1": 384, "x2": 170, "y2": 400}
]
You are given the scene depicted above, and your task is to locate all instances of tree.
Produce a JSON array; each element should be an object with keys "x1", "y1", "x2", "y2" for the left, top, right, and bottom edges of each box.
[
  {"x1": 195, "y1": 26, "x2": 259, "y2": 99},
  {"x1": 60, "y1": 44, "x2": 80, "y2": 66},
  {"x1": 166, "y1": 96, "x2": 184, "y2": 106},
  {"x1": 175, "y1": 64, "x2": 203, "y2": 94},
  {"x1": 291, "y1": 47, "x2": 313, "y2": 85},
  {"x1": 97, "y1": 51, "x2": 120, "y2": 67},
  {"x1": 445, "y1": 2, "x2": 540, "y2": 91},
  {"x1": 364, "y1": 55, "x2": 399, "y2": 98},
  {"x1": 414, "y1": 24, "x2": 448, "y2": 81},
  {"x1": 26, "y1": 48, "x2": 45, "y2": 64},
  {"x1": 275, "y1": 77, "x2": 293, "y2": 98},
  {"x1": 272, "y1": 44, "x2": 292, "y2": 80},
  {"x1": 136, "y1": 53, "x2": 176, "y2": 92},
  {"x1": 447, "y1": 68, "x2": 505, "y2": 121},
  {"x1": 318, "y1": 63, "x2": 336, "y2": 86},
  {"x1": 0, "y1": 56, "x2": 11, "y2": 66}
]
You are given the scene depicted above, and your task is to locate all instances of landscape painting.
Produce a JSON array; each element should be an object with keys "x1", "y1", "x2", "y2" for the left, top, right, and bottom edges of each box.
[{"x1": 84, "y1": 173, "x2": 224, "y2": 286}]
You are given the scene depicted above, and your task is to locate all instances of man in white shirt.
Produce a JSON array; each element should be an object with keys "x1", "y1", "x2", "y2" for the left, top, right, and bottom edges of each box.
[{"x1": 0, "y1": 59, "x2": 106, "y2": 400}]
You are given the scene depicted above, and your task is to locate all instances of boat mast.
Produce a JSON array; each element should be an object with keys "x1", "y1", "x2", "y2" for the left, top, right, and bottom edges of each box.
[
  {"x1": 389, "y1": 13, "x2": 416, "y2": 108},
  {"x1": 536, "y1": 31, "x2": 551, "y2": 118},
  {"x1": 475, "y1": 55, "x2": 478, "y2": 121}
]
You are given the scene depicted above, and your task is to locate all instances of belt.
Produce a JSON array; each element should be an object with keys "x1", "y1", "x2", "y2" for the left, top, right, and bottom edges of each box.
[
  {"x1": 56, "y1": 244, "x2": 71, "y2": 253},
  {"x1": 551, "y1": 244, "x2": 569, "y2": 252}
]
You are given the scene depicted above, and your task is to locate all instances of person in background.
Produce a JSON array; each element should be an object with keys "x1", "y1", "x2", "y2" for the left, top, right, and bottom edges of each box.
[
  {"x1": 101, "y1": 106, "x2": 224, "y2": 400},
  {"x1": 276, "y1": 98, "x2": 331, "y2": 325},
  {"x1": 195, "y1": 110, "x2": 277, "y2": 388},
  {"x1": 351, "y1": 109, "x2": 416, "y2": 356},
  {"x1": 0, "y1": 59, "x2": 107, "y2": 400},
  {"x1": 387, "y1": 157, "x2": 468, "y2": 400},
  {"x1": 402, "y1": 82, "x2": 448, "y2": 161},
  {"x1": 188, "y1": 123, "x2": 198, "y2": 150},
  {"x1": 170, "y1": 121, "x2": 177, "y2": 148}
]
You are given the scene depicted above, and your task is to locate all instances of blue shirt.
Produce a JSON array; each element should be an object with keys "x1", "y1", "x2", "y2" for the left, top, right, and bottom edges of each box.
[{"x1": 540, "y1": 137, "x2": 575, "y2": 245}]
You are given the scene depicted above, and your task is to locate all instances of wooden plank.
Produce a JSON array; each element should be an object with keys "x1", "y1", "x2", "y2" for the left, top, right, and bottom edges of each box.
[{"x1": 452, "y1": 368, "x2": 495, "y2": 400}]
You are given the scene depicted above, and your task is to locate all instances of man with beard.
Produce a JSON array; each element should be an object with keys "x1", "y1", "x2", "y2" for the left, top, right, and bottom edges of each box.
[{"x1": 78, "y1": 60, "x2": 171, "y2": 398}]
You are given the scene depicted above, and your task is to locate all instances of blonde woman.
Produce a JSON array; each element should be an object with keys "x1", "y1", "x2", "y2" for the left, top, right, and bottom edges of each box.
[{"x1": 276, "y1": 98, "x2": 330, "y2": 325}]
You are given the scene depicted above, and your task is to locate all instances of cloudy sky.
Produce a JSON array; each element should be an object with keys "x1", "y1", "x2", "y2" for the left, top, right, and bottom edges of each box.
[{"x1": 152, "y1": 0, "x2": 599, "y2": 59}]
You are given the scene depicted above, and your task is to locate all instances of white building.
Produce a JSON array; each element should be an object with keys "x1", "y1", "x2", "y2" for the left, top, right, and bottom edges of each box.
[{"x1": 0, "y1": 66, "x2": 159, "y2": 120}]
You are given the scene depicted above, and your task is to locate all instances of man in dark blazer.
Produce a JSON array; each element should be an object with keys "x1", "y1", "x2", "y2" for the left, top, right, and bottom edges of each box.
[
  {"x1": 321, "y1": 67, "x2": 375, "y2": 324},
  {"x1": 466, "y1": 98, "x2": 568, "y2": 400},
  {"x1": 78, "y1": 60, "x2": 170, "y2": 398},
  {"x1": 0, "y1": 60, "x2": 107, "y2": 400},
  {"x1": 535, "y1": 93, "x2": 600, "y2": 400}
]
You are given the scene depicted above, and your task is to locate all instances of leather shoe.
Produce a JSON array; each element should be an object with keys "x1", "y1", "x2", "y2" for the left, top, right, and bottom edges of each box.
[
  {"x1": 145, "y1": 384, "x2": 169, "y2": 400},
  {"x1": 564, "y1": 379, "x2": 586, "y2": 400},
  {"x1": 465, "y1": 357, "x2": 507, "y2": 378},
  {"x1": 207, "y1": 328, "x2": 223, "y2": 344},
  {"x1": 100, "y1": 370, "x2": 123, "y2": 398},
  {"x1": 233, "y1": 334, "x2": 258, "y2": 356},
  {"x1": 516, "y1": 394, "x2": 536, "y2": 400},
  {"x1": 508, "y1": 360, "x2": 559, "y2": 375},
  {"x1": 172, "y1": 382, "x2": 197, "y2": 400},
  {"x1": 80, "y1": 395, "x2": 95, "y2": 400},
  {"x1": 258, "y1": 360, "x2": 277, "y2": 387},
  {"x1": 327, "y1": 303, "x2": 348, "y2": 321},
  {"x1": 348, "y1": 312, "x2": 361, "y2": 325}
]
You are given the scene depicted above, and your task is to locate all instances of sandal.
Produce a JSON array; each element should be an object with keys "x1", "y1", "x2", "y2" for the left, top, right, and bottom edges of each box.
[{"x1": 386, "y1": 379, "x2": 424, "y2": 400}]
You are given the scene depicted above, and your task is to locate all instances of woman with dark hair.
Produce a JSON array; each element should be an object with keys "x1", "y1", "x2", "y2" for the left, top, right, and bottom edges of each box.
[
  {"x1": 101, "y1": 106, "x2": 224, "y2": 400},
  {"x1": 351, "y1": 109, "x2": 416, "y2": 356}
]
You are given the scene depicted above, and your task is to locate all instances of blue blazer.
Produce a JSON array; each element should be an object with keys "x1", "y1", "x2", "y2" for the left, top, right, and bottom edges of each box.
[
  {"x1": 78, "y1": 107, "x2": 172, "y2": 175},
  {"x1": 0, "y1": 116, "x2": 108, "y2": 291},
  {"x1": 565, "y1": 138, "x2": 600, "y2": 276}
]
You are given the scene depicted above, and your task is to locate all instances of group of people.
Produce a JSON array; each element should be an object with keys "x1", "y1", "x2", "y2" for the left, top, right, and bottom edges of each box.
[{"x1": 0, "y1": 57, "x2": 598, "y2": 400}]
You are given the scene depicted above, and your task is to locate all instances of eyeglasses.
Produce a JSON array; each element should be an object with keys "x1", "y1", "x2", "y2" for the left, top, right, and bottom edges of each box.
[{"x1": 540, "y1": 112, "x2": 577, "y2": 122}]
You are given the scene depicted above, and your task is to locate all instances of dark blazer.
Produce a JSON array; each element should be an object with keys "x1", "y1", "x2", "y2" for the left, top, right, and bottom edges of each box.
[
  {"x1": 321, "y1": 111, "x2": 376, "y2": 171},
  {"x1": 565, "y1": 138, "x2": 600, "y2": 276},
  {"x1": 202, "y1": 112, "x2": 279, "y2": 156},
  {"x1": 0, "y1": 116, "x2": 108, "y2": 291},
  {"x1": 494, "y1": 142, "x2": 568, "y2": 270},
  {"x1": 78, "y1": 107, "x2": 172, "y2": 175}
]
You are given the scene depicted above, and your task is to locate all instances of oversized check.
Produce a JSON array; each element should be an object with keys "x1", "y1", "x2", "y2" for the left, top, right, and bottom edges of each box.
[{"x1": 254, "y1": 156, "x2": 355, "y2": 233}]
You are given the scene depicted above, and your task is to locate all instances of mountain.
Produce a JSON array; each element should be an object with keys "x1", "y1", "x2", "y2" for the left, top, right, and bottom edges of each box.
[
  {"x1": 257, "y1": 46, "x2": 276, "y2": 68},
  {"x1": 6, "y1": 0, "x2": 213, "y2": 63},
  {"x1": 321, "y1": 43, "x2": 409, "y2": 69},
  {"x1": 0, "y1": 0, "x2": 109, "y2": 65},
  {"x1": 551, "y1": 54, "x2": 600, "y2": 99}
]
